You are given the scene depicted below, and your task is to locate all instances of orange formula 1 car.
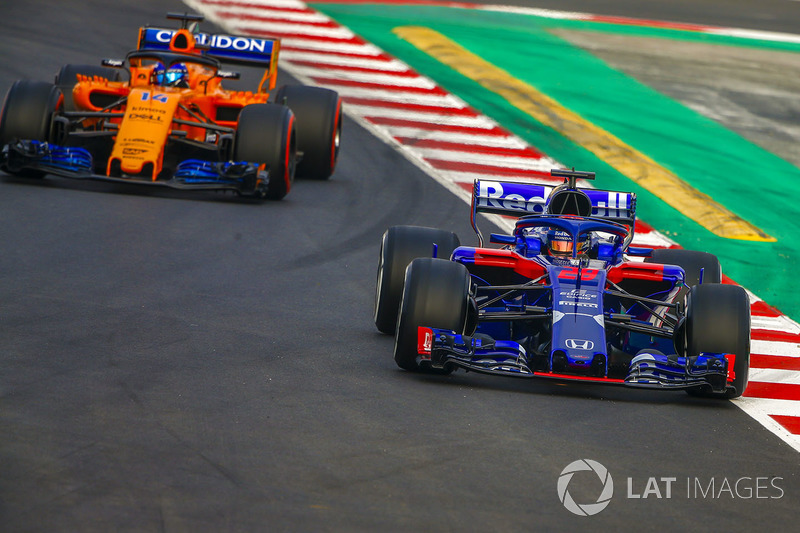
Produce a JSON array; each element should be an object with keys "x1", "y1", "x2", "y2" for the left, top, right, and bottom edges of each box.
[{"x1": 0, "y1": 13, "x2": 342, "y2": 200}]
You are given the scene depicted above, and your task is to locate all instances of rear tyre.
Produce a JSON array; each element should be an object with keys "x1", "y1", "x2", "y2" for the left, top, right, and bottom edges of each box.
[
  {"x1": 234, "y1": 103, "x2": 296, "y2": 200},
  {"x1": 394, "y1": 258, "x2": 471, "y2": 372},
  {"x1": 55, "y1": 64, "x2": 121, "y2": 111},
  {"x1": 684, "y1": 283, "x2": 750, "y2": 398},
  {"x1": 374, "y1": 226, "x2": 461, "y2": 334},
  {"x1": 0, "y1": 80, "x2": 63, "y2": 178},
  {"x1": 274, "y1": 85, "x2": 341, "y2": 180},
  {"x1": 646, "y1": 249, "x2": 721, "y2": 298}
]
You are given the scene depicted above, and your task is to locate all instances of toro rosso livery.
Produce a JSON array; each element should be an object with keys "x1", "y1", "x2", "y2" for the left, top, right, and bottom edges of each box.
[
  {"x1": 375, "y1": 169, "x2": 751, "y2": 399},
  {"x1": 0, "y1": 13, "x2": 342, "y2": 200}
]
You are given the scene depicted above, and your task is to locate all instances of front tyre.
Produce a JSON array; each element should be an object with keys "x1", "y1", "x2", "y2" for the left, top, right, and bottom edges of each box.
[
  {"x1": 234, "y1": 103, "x2": 296, "y2": 200},
  {"x1": 374, "y1": 226, "x2": 461, "y2": 334},
  {"x1": 394, "y1": 258, "x2": 470, "y2": 372},
  {"x1": 275, "y1": 85, "x2": 341, "y2": 180},
  {"x1": 0, "y1": 80, "x2": 63, "y2": 178},
  {"x1": 0, "y1": 80, "x2": 62, "y2": 145},
  {"x1": 684, "y1": 283, "x2": 750, "y2": 398}
]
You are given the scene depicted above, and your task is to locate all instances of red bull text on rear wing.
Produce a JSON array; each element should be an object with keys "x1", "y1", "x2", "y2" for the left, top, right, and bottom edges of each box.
[{"x1": 470, "y1": 177, "x2": 637, "y2": 244}]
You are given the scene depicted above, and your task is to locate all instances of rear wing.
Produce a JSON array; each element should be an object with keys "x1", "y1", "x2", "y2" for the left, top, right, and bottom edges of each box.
[
  {"x1": 470, "y1": 171, "x2": 636, "y2": 245},
  {"x1": 137, "y1": 27, "x2": 281, "y2": 92}
]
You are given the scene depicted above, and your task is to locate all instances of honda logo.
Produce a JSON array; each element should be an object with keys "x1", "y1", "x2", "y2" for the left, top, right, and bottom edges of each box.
[{"x1": 566, "y1": 339, "x2": 594, "y2": 350}]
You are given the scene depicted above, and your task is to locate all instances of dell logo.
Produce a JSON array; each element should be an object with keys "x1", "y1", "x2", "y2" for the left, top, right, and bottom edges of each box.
[{"x1": 566, "y1": 339, "x2": 594, "y2": 350}]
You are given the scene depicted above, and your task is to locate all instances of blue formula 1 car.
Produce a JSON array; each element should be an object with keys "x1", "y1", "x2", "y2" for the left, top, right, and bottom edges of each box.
[{"x1": 374, "y1": 169, "x2": 751, "y2": 398}]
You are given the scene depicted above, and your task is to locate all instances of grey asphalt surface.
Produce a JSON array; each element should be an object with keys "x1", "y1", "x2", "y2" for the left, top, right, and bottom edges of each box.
[
  {"x1": 483, "y1": 0, "x2": 800, "y2": 34},
  {"x1": 1, "y1": 1, "x2": 798, "y2": 531},
  {"x1": 551, "y1": 29, "x2": 800, "y2": 169}
]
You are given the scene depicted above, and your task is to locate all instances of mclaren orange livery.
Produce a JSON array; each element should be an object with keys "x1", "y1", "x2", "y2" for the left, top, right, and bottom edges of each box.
[{"x1": 0, "y1": 13, "x2": 342, "y2": 200}]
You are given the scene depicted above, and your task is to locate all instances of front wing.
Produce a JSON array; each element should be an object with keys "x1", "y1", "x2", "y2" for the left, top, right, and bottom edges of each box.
[
  {"x1": 419, "y1": 327, "x2": 732, "y2": 393},
  {"x1": 1, "y1": 140, "x2": 269, "y2": 197}
]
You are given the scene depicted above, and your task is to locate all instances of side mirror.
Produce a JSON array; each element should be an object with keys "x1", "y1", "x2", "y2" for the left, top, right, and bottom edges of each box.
[
  {"x1": 627, "y1": 246, "x2": 653, "y2": 257},
  {"x1": 101, "y1": 59, "x2": 125, "y2": 68},
  {"x1": 489, "y1": 234, "x2": 515, "y2": 245}
]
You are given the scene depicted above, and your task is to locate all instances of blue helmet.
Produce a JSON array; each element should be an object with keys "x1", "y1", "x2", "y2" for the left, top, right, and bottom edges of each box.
[{"x1": 152, "y1": 62, "x2": 188, "y2": 87}]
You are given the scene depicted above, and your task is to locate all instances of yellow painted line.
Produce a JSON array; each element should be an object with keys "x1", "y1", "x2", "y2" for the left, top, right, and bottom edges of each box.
[{"x1": 393, "y1": 26, "x2": 775, "y2": 242}]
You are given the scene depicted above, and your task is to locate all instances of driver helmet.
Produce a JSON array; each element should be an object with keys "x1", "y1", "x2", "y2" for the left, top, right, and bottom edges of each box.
[
  {"x1": 546, "y1": 230, "x2": 589, "y2": 258},
  {"x1": 152, "y1": 62, "x2": 189, "y2": 87}
]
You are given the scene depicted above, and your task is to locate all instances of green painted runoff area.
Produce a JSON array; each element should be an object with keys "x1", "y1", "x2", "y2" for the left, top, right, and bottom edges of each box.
[{"x1": 312, "y1": 3, "x2": 800, "y2": 320}]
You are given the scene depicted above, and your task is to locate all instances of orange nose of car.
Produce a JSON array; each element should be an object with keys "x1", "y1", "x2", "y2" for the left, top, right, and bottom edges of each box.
[{"x1": 108, "y1": 87, "x2": 181, "y2": 179}]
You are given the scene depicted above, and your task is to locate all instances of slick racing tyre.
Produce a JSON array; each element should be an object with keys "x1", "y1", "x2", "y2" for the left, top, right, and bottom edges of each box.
[
  {"x1": 0, "y1": 80, "x2": 63, "y2": 178},
  {"x1": 374, "y1": 226, "x2": 461, "y2": 334},
  {"x1": 394, "y1": 258, "x2": 471, "y2": 372},
  {"x1": 684, "y1": 283, "x2": 750, "y2": 398},
  {"x1": 234, "y1": 103, "x2": 296, "y2": 200},
  {"x1": 0, "y1": 80, "x2": 61, "y2": 145},
  {"x1": 55, "y1": 64, "x2": 122, "y2": 111},
  {"x1": 274, "y1": 85, "x2": 341, "y2": 180},
  {"x1": 646, "y1": 249, "x2": 721, "y2": 291}
]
